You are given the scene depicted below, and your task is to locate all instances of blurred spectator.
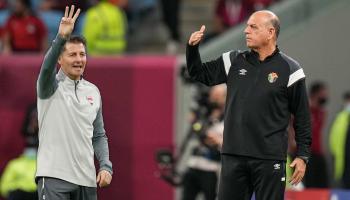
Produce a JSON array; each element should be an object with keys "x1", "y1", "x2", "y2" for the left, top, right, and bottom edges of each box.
[
  {"x1": 0, "y1": 0, "x2": 6, "y2": 9},
  {"x1": 40, "y1": 0, "x2": 93, "y2": 12},
  {"x1": 126, "y1": 0, "x2": 156, "y2": 33},
  {"x1": 0, "y1": 104, "x2": 38, "y2": 200},
  {"x1": 214, "y1": 0, "x2": 253, "y2": 35},
  {"x1": 249, "y1": 0, "x2": 275, "y2": 10},
  {"x1": 286, "y1": 118, "x2": 305, "y2": 191},
  {"x1": 205, "y1": 0, "x2": 276, "y2": 42},
  {"x1": 159, "y1": 0, "x2": 181, "y2": 54},
  {"x1": 83, "y1": 0, "x2": 127, "y2": 55},
  {"x1": 39, "y1": 0, "x2": 95, "y2": 40},
  {"x1": 2, "y1": 0, "x2": 47, "y2": 53},
  {"x1": 182, "y1": 85, "x2": 226, "y2": 200},
  {"x1": 304, "y1": 81, "x2": 329, "y2": 188},
  {"x1": 329, "y1": 91, "x2": 350, "y2": 189}
]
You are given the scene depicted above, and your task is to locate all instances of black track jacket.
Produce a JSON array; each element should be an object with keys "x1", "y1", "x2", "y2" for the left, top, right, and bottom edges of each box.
[{"x1": 186, "y1": 44, "x2": 311, "y2": 161}]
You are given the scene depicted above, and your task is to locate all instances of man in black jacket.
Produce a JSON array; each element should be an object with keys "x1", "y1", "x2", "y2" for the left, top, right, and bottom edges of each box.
[{"x1": 186, "y1": 10, "x2": 311, "y2": 200}]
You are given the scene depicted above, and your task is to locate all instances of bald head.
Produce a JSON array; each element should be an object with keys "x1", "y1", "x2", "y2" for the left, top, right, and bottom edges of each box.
[{"x1": 251, "y1": 10, "x2": 280, "y2": 38}]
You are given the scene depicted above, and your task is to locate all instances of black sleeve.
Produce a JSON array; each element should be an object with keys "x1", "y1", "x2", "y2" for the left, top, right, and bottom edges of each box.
[
  {"x1": 186, "y1": 44, "x2": 228, "y2": 86},
  {"x1": 288, "y1": 79, "x2": 312, "y2": 159}
]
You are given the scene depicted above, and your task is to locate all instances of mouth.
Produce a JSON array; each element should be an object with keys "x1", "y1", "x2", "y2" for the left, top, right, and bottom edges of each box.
[{"x1": 72, "y1": 65, "x2": 83, "y2": 69}]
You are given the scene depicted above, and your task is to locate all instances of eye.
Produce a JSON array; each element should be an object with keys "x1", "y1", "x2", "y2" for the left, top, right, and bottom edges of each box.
[{"x1": 251, "y1": 25, "x2": 258, "y2": 29}]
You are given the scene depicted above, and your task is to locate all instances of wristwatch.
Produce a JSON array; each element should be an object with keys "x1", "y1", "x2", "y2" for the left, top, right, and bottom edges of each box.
[{"x1": 297, "y1": 156, "x2": 309, "y2": 164}]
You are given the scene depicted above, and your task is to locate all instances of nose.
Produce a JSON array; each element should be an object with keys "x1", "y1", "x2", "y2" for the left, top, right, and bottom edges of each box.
[
  {"x1": 75, "y1": 55, "x2": 84, "y2": 63},
  {"x1": 244, "y1": 26, "x2": 250, "y2": 35}
]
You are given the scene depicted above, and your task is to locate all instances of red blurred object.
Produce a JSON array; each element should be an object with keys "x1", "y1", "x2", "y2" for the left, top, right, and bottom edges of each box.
[{"x1": 285, "y1": 189, "x2": 330, "y2": 200}]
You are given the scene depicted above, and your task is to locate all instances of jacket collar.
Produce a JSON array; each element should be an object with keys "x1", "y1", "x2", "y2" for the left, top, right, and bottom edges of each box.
[
  {"x1": 249, "y1": 46, "x2": 280, "y2": 64},
  {"x1": 57, "y1": 68, "x2": 83, "y2": 85}
]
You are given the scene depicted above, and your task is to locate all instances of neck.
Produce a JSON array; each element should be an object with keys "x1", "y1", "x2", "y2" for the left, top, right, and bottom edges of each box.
[
  {"x1": 61, "y1": 69, "x2": 80, "y2": 81},
  {"x1": 253, "y1": 43, "x2": 276, "y2": 61}
]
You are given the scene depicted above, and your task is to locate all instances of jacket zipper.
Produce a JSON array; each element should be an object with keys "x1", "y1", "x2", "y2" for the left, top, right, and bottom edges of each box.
[{"x1": 74, "y1": 80, "x2": 80, "y2": 103}]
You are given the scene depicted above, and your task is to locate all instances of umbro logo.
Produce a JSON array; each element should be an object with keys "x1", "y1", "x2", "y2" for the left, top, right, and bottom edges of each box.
[
  {"x1": 239, "y1": 69, "x2": 247, "y2": 75},
  {"x1": 274, "y1": 163, "x2": 280, "y2": 170}
]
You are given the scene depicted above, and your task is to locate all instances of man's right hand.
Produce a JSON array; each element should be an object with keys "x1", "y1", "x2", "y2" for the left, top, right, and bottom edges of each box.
[
  {"x1": 58, "y1": 5, "x2": 81, "y2": 39},
  {"x1": 188, "y1": 25, "x2": 206, "y2": 46}
]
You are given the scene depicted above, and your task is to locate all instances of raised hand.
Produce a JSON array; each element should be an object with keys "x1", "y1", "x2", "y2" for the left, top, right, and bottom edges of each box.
[
  {"x1": 58, "y1": 5, "x2": 81, "y2": 39},
  {"x1": 188, "y1": 25, "x2": 206, "y2": 46}
]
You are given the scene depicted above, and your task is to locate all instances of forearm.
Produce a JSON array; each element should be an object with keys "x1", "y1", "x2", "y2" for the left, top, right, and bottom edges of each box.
[
  {"x1": 93, "y1": 105, "x2": 113, "y2": 174},
  {"x1": 289, "y1": 80, "x2": 312, "y2": 158},
  {"x1": 93, "y1": 135, "x2": 113, "y2": 174},
  {"x1": 37, "y1": 35, "x2": 66, "y2": 99},
  {"x1": 186, "y1": 44, "x2": 227, "y2": 86}
]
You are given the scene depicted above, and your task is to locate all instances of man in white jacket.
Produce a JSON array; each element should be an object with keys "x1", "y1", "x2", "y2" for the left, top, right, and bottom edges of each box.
[{"x1": 36, "y1": 5, "x2": 112, "y2": 200}]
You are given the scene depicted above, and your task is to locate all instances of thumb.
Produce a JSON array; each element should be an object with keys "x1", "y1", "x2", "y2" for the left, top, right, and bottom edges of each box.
[
  {"x1": 290, "y1": 160, "x2": 296, "y2": 168},
  {"x1": 96, "y1": 172, "x2": 101, "y2": 182},
  {"x1": 200, "y1": 25, "x2": 206, "y2": 33}
]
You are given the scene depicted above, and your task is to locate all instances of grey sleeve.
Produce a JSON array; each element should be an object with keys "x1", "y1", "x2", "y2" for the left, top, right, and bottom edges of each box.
[
  {"x1": 92, "y1": 102, "x2": 113, "y2": 175},
  {"x1": 37, "y1": 35, "x2": 66, "y2": 99}
]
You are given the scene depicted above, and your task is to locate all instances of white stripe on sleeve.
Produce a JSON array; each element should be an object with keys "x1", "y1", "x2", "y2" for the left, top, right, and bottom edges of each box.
[
  {"x1": 287, "y1": 68, "x2": 305, "y2": 87},
  {"x1": 222, "y1": 51, "x2": 231, "y2": 75}
]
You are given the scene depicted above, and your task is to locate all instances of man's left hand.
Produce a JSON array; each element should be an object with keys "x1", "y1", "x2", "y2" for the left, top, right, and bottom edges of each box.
[
  {"x1": 289, "y1": 157, "x2": 306, "y2": 185},
  {"x1": 96, "y1": 170, "x2": 112, "y2": 188}
]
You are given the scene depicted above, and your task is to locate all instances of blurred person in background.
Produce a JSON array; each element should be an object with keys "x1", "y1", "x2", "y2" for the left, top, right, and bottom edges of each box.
[
  {"x1": 206, "y1": 0, "x2": 275, "y2": 42},
  {"x1": 159, "y1": 0, "x2": 181, "y2": 54},
  {"x1": 40, "y1": 0, "x2": 93, "y2": 12},
  {"x1": 0, "y1": 104, "x2": 38, "y2": 200},
  {"x1": 83, "y1": 0, "x2": 127, "y2": 55},
  {"x1": 1, "y1": 0, "x2": 47, "y2": 53},
  {"x1": 304, "y1": 81, "x2": 329, "y2": 188},
  {"x1": 40, "y1": 0, "x2": 95, "y2": 36},
  {"x1": 36, "y1": 5, "x2": 112, "y2": 200},
  {"x1": 182, "y1": 84, "x2": 226, "y2": 200},
  {"x1": 329, "y1": 91, "x2": 350, "y2": 189}
]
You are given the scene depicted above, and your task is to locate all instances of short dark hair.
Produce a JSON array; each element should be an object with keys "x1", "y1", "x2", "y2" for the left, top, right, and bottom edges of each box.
[
  {"x1": 270, "y1": 18, "x2": 280, "y2": 38},
  {"x1": 61, "y1": 35, "x2": 87, "y2": 53},
  {"x1": 309, "y1": 81, "x2": 326, "y2": 96}
]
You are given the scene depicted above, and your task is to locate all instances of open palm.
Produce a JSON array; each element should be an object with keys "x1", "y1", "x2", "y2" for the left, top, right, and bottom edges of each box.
[{"x1": 58, "y1": 5, "x2": 81, "y2": 38}]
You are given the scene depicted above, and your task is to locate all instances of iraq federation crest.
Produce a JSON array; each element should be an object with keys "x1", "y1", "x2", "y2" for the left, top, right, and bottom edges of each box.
[{"x1": 268, "y1": 72, "x2": 278, "y2": 83}]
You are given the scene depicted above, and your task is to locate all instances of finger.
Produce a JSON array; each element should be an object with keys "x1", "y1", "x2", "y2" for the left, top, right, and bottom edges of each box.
[
  {"x1": 291, "y1": 169, "x2": 303, "y2": 185},
  {"x1": 289, "y1": 160, "x2": 296, "y2": 167},
  {"x1": 290, "y1": 169, "x2": 298, "y2": 183},
  {"x1": 100, "y1": 174, "x2": 107, "y2": 187},
  {"x1": 64, "y1": 6, "x2": 69, "y2": 18},
  {"x1": 96, "y1": 173, "x2": 101, "y2": 182},
  {"x1": 69, "y1": 5, "x2": 75, "y2": 18},
  {"x1": 199, "y1": 25, "x2": 206, "y2": 33},
  {"x1": 72, "y1": 8, "x2": 81, "y2": 22},
  {"x1": 293, "y1": 175, "x2": 302, "y2": 185},
  {"x1": 99, "y1": 179, "x2": 104, "y2": 187}
]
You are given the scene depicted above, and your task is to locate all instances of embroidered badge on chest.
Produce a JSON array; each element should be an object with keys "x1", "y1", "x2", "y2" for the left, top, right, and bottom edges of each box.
[
  {"x1": 86, "y1": 96, "x2": 94, "y2": 105},
  {"x1": 268, "y1": 72, "x2": 278, "y2": 83}
]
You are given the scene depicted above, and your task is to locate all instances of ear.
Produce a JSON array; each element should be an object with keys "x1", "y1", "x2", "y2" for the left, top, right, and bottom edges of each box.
[
  {"x1": 58, "y1": 56, "x2": 62, "y2": 65},
  {"x1": 268, "y1": 27, "x2": 275, "y2": 40}
]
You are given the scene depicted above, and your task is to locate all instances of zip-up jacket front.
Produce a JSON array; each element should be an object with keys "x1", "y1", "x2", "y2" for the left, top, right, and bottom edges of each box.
[
  {"x1": 36, "y1": 35, "x2": 112, "y2": 187},
  {"x1": 186, "y1": 44, "x2": 311, "y2": 161}
]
